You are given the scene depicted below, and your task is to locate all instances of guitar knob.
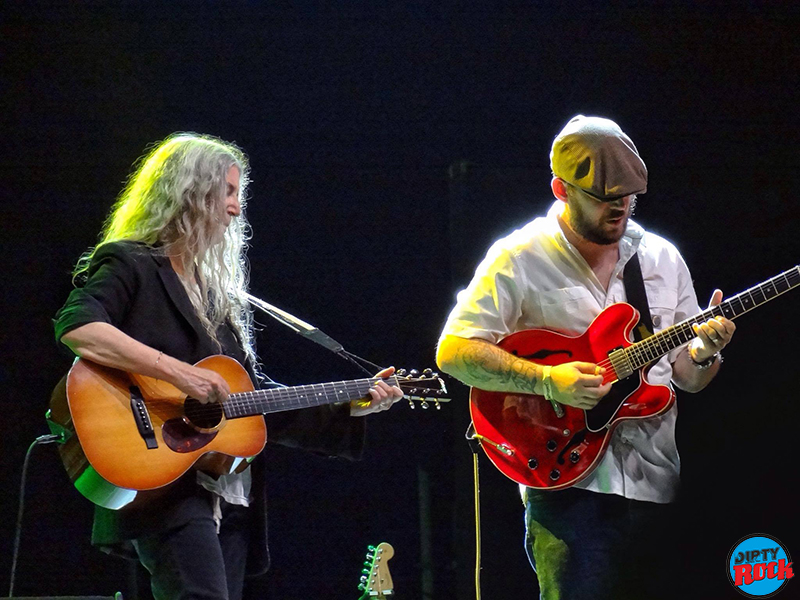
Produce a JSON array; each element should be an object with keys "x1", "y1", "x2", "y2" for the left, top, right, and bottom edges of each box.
[
  {"x1": 527, "y1": 458, "x2": 538, "y2": 470},
  {"x1": 549, "y1": 469, "x2": 561, "y2": 481},
  {"x1": 570, "y1": 451, "x2": 580, "y2": 463},
  {"x1": 546, "y1": 439, "x2": 558, "y2": 452}
]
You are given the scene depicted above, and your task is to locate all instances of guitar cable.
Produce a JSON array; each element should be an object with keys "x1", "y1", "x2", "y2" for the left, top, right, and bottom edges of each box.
[
  {"x1": 466, "y1": 423, "x2": 483, "y2": 600},
  {"x1": 8, "y1": 433, "x2": 64, "y2": 597}
]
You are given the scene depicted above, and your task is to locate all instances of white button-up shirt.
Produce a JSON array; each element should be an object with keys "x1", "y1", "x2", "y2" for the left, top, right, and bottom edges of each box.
[{"x1": 440, "y1": 202, "x2": 701, "y2": 503}]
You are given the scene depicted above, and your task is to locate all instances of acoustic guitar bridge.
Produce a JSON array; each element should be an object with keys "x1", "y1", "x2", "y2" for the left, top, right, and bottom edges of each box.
[{"x1": 130, "y1": 386, "x2": 158, "y2": 449}]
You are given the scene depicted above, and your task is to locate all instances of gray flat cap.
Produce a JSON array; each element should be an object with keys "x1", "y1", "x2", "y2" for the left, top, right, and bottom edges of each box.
[{"x1": 550, "y1": 115, "x2": 647, "y2": 200}]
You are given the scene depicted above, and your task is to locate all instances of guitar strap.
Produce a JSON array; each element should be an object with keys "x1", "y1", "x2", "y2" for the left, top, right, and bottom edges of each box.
[{"x1": 623, "y1": 252, "x2": 655, "y2": 341}]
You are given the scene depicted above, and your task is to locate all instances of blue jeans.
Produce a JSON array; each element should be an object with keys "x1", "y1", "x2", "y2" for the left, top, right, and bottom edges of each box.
[{"x1": 524, "y1": 487, "x2": 678, "y2": 600}]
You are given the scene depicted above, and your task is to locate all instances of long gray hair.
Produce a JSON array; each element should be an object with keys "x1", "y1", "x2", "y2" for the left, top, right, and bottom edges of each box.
[{"x1": 75, "y1": 133, "x2": 257, "y2": 367}]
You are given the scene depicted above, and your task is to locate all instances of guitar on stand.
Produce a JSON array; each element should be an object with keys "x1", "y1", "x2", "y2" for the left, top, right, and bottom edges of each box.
[
  {"x1": 357, "y1": 543, "x2": 395, "y2": 599},
  {"x1": 470, "y1": 265, "x2": 800, "y2": 490}
]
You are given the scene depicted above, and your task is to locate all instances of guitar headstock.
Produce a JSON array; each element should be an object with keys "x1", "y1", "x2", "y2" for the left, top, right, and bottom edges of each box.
[
  {"x1": 394, "y1": 368, "x2": 449, "y2": 409},
  {"x1": 358, "y1": 542, "x2": 395, "y2": 599}
]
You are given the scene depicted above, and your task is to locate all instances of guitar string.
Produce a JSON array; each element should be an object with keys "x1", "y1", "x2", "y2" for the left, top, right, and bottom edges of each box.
[
  {"x1": 577, "y1": 267, "x2": 799, "y2": 385},
  {"x1": 182, "y1": 378, "x2": 379, "y2": 420},
  {"x1": 224, "y1": 377, "x2": 388, "y2": 419},
  {"x1": 180, "y1": 374, "x2": 423, "y2": 421},
  {"x1": 626, "y1": 267, "x2": 799, "y2": 369},
  {"x1": 212, "y1": 380, "x2": 380, "y2": 420}
]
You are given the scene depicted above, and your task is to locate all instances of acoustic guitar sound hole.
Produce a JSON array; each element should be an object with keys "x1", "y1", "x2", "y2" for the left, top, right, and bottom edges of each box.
[{"x1": 184, "y1": 397, "x2": 224, "y2": 430}]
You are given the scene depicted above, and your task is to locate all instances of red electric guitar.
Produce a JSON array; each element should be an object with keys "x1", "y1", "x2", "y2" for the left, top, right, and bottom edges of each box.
[{"x1": 470, "y1": 265, "x2": 800, "y2": 490}]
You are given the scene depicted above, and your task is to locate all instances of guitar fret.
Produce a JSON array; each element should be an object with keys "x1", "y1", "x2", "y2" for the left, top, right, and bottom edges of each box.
[
  {"x1": 620, "y1": 266, "x2": 800, "y2": 373},
  {"x1": 225, "y1": 378, "x2": 381, "y2": 417}
]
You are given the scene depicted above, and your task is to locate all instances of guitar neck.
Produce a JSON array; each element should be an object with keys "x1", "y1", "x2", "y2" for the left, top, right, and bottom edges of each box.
[
  {"x1": 221, "y1": 376, "x2": 396, "y2": 419},
  {"x1": 620, "y1": 265, "x2": 800, "y2": 372}
]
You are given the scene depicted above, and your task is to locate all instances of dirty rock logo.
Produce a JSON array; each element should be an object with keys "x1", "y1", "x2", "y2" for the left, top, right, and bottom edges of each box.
[{"x1": 727, "y1": 534, "x2": 793, "y2": 597}]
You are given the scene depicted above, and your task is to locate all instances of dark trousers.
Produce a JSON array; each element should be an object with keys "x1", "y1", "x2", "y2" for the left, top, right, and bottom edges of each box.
[
  {"x1": 524, "y1": 487, "x2": 680, "y2": 600},
  {"x1": 133, "y1": 497, "x2": 251, "y2": 600}
]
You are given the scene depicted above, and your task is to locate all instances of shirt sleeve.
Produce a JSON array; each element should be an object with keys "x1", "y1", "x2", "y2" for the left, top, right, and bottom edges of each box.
[
  {"x1": 439, "y1": 241, "x2": 526, "y2": 345},
  {"x1": 53, "y1": 243, "x2": 141, "y2": 347}
]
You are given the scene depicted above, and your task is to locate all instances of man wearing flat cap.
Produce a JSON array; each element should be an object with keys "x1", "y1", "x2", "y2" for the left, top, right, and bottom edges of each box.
[{"x1": 436, "y1": 115, "x2": 736, "y2": 599}]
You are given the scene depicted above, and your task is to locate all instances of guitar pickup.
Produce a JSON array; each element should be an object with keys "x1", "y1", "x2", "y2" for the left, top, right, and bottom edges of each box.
[{"x1": 130, "y1": 386, "x2": 158, "y2": 449}]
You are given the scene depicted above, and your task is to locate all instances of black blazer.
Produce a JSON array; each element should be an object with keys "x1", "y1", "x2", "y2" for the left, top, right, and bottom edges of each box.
[{"x1": 55, "y1": 241, "x2": 365, "y2": 575}]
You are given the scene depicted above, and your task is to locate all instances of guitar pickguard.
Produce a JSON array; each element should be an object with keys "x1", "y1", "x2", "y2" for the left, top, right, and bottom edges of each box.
[
  {"x1": 585, "y1": 372, "x2": 641, "y2": 432},
  {"x1": 162, "y1": 418, "x2": 218, "y2": 453},
  {"x1": 512, "y1": 348, "x2": 574, "y2": 361}
]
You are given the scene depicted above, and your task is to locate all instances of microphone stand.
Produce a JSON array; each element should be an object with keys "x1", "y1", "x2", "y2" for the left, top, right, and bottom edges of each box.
[{"x1": 244, "y1": 293, "x2": 381, "y2": 377}]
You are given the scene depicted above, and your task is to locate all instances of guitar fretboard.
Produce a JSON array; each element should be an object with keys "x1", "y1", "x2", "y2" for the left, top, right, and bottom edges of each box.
[
  {"x1": 613, "y1": 265, "x2": 799, "y2": 374},
  {"x1": 222, "y1": 377, "x2": 398, "y2": 419}
]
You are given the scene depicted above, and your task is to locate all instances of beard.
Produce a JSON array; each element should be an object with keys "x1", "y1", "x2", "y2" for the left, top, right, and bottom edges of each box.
[{"x1": 568, "y1": 197, "x2": 635, "y2": 245}]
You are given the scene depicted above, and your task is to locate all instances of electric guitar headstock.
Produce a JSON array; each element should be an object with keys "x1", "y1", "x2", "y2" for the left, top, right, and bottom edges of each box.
[
  {"x1": 395, "y1": 368, "x2": 449, "y2": 409},
  {"x1": 357, "y1": 542, "x2": 395, "y2": 599}
]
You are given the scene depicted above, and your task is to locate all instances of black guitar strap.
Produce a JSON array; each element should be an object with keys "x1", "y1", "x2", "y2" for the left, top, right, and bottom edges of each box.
[{"x1": 623, "y1": 252, "x2": 655, "y2": 341}]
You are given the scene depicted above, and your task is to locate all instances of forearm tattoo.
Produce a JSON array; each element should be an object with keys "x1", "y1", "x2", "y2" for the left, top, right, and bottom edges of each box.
[{"x1": 451, "y1": 341, "x2": 540, "y2": 394}]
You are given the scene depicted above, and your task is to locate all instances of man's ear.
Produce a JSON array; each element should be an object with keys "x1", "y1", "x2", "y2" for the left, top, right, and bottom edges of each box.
[{"x1": 551, "y1": 177, "x2": 569, "y2": 203}]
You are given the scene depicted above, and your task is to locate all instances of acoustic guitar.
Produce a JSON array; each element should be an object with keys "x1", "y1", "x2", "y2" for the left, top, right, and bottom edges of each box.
[
  {"x1": 470, "y1": 265, "x2": 799, "y2": 490},
  {"x1": 48, "y1": 355, "x2": 448, "y2": 509}
]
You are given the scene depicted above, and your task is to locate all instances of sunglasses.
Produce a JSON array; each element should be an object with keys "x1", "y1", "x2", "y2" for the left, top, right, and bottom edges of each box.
[{"x1": 565, "y1": 181, "x2": 638, "y2": 203}]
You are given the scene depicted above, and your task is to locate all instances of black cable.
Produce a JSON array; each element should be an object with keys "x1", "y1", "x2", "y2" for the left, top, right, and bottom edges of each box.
[
  {"x1": 9, "y1": 433, "x2": 64, "y2": 597},
  {"x1": 338, "y1": 349, "x2": 384, "y2": 377}
]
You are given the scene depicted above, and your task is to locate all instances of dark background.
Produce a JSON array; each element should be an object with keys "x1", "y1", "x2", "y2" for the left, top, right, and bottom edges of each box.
[{"x1": 2, "y1": 2, "x2": 798, "y2": 599}]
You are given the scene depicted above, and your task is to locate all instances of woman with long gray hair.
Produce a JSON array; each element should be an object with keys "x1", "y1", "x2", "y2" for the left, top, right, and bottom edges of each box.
[{"x1": 55, "y1": 133, "x2": 402, "y2": 600}]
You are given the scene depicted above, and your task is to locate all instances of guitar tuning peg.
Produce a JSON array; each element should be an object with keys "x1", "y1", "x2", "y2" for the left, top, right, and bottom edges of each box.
[
  {"x1": 358, "y1": 583, "x2": 366, "y2": 591},
  {"x1": 360, "y1": 575, "x2": 368, "y2": 583},
  {"x1": 367, "y1": 545, "x2": 376, "y2": 552},
  {"x1": 409, "y1": 369, "x2": 419, "y2": 377},
  {"x1": 422, "y1": 368, "x2": 433, "y2": 377},
  {"x1": 408, "y1": 399, "x2": 416, "y2": 409},
  {"x1": 435, "y1": 400, "x2": 442, "y2": 410},
  {"x1": 397, "y1": 369, "x2": 407, "y2": 377},
  {"x1": 364, "y1": 560, "x2": 371, "y2": 567},
  {"x1": 421, "y1": 400, "x2": 429, "y2": 409},
  {"x1": 362, "y1": 568, "x2": 370, "y2": 575}
]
